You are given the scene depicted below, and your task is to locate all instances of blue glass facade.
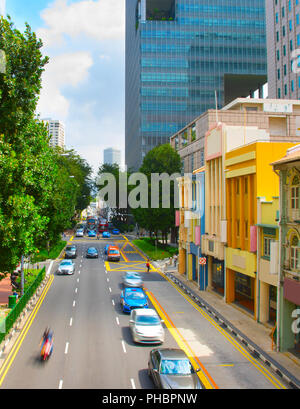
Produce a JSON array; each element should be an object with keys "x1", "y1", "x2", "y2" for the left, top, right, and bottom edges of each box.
[{"x1": 125, "y1": 0, "x2": 267, "y2": 170}]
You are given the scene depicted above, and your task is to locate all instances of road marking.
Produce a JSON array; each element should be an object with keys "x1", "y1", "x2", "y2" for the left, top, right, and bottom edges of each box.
[
  {"x1": 78, "y1": 271, "x2": 80, "y2": 275},
  {"x1": 59, "y1": 380, "x2": 63, "y2": 389},
  {"x1": 156, "y1": 272, "x2": 286, "y2": 390},
  {"x1": 116, "y1": 317, "x2": 120, "y2": 325},
  {"x1": 112, "y1": 300, "x2": 115, "y2": 306},
  {"x1": 75, "y1": 288, "x2": 78, "y2": 293},
  {"x1": 130, "y1": 378, "x2": 136, "y2": 389},
  {"x1": 69, "y1": 318, "x2": 73, "y2": 327},
  {"x1": 73, "y1": 300, "x2": 76, "y2": 307},
  {"x1": 121, "y1": 340, "x2": 127, "y2": 353},
  {"x1": 0, "y1": 275, "x2": 54, "y2": 387},
  {"x1": 109, "y1": 287, "x2": 112, "y2": 293},
  {"x1": 65, "y1": 342, "x2": 69, "y2": 354},
  {"x1": 77, "y1": 278, "x2": 79, "y2": 283},
  {"x1": 107, "y1": 278, "x2": 109, "y2": 282}
]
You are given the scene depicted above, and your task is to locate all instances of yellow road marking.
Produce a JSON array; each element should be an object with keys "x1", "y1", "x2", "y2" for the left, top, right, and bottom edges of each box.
[
  {"x1": 156, "y1": 271, "x2": 286, "y2": 389},
  {"x1": 0, "y1": 275, "x2": 54, "y2": 387},
  {"x1": 146, "y1": 289, "x2": 217, "y2": 389}
]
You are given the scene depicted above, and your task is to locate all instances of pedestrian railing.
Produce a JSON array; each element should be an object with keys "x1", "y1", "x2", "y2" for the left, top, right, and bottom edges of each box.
[{"x1": 0, "y1": 267, "x2": 46, "y2": 344}]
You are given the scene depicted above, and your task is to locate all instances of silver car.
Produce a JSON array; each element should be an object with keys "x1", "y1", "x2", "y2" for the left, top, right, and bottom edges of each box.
[
  {"x1": 129, "y1": 308, "x2": 165, "y2": 344},
  {"x1": 76, "y1": 229, "x2": 84, "y2": 237},
  {"x1": 122, "y1": 272, "x2": 143, "y2": 288},
  {"x1": 57, "y1": 260, "x2": 75, "y2": 275}
]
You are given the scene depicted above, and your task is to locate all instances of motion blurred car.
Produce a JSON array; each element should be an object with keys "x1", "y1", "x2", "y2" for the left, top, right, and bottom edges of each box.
[
  {"x1": 76, "y1": 229, "x2": 84, "y2": 237},
  {"x1": 86, "y1": 247, "x2": 99, "y2": 258},
  {"x1": 57, "y1": 260, "x2": 75, "y2": 275},
  {"x1": 104, "y1": 244, "x2": 113, "y2": 255},
  {"x1": 65, "y1": 245, "x2": 77, "y2": 259},
  {"x1": 122, "y1": 272, "x2": 143, "y2": 288},
  {"x1": 107, "y1": 246, "x2": 120, "y2": 261},
  {"x1": 102, "y1": 231, "x2": 111, "y2": 238},
  {"x1": 88, "y1": 230, "x2": 96, "y2": 237},
  {"x1": 129, "y1": 308, "x2": 164, "y2": 344},
  {"x1": 148, "y1": 348, "x2": 203, "y2": 389},
  {"x1": 112, "y1": 228, "x2": 120, "y2": 235},
  {"x1": 120, "y1": 287, "x2": 149, "y2": 313}
]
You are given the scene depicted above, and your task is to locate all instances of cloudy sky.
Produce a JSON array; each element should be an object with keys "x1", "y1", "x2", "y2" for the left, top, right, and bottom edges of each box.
[{"x1": 5, "y1": 0, "x2": 125, "y2": 174}]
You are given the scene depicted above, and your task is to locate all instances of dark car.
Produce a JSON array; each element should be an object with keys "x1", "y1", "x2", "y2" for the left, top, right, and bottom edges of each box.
[
  {"x1": 86, "y1": 247, "x2": 99, "y2": 258},
  {"x1": 65, "y1": 245, "x2": 77, "y2": 259},
  {"x1": 148, "y1": 348, "x2": 203, "y2": 389}
]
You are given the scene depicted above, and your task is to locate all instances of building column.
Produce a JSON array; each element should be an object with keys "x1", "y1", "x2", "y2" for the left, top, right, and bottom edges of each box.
[
  {"x1": 188, "y1": 254, "x2": 193, "y2": 281},
  {"x1": 226, "y1": 268, "x2": 235, "y2": 303},
  {"x1": 259, "y1": 281, "x2": 270, "y2": 323},
  {"x1": 179, "y1": 248, "x2": 186, "y2": 275},
  {"x1": 207, "y1": 255, "x2": 213, "y2": 289}
]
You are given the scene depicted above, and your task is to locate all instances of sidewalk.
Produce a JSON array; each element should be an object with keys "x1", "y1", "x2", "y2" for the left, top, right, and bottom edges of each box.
[
  {"x1": 156, "y1": 259, "x2": 300, "y2": 386},
  {"x1": 0, "y1": 275, "x2": 13, "y2": 306}
]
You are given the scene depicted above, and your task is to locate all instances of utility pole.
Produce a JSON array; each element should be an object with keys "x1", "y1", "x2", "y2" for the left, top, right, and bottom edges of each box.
[{"x1": 20, "y1": 255, "x2": 24, "y2": 297}]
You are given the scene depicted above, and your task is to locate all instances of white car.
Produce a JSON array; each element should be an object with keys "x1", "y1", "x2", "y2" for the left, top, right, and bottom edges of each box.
[
  {"x1": 57, "y1": 260, "x2": 75, "y2": 275},
  {"x1": 129, "y1": 308, "x2": 165, "y2": 344},
  {"x1": 76, "y1": 229, "x2": 84, "y2": 237}
]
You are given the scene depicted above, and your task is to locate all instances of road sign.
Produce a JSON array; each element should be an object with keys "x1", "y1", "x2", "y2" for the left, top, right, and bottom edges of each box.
[{"x1": 199, "y1": 257, "x2": 207, "y2": 265}]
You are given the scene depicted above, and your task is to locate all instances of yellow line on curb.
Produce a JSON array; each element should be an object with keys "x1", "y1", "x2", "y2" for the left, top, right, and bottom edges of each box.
[
  {"x1": 0, "y1": 275, "x2": 54, "y2": 387},
  {"x1": 157, "y1": 271, "x2": 286, "y2": 390}
]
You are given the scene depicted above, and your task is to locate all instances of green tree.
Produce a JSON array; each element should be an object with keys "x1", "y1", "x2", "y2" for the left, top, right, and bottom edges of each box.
[{"x1": 132, "y1": 144, "x2": 181, "y2": 243}]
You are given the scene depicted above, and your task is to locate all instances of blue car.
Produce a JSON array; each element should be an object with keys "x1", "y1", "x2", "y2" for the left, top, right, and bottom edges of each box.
[
  {"x1": 88, "y1": 230, "x2": 96, "y2": 237},
  {"x1": 112, "y1": 228, "x2": 120, "y2": 235},
  {"x1": 120, "y1": 288, "x2": 149, "y2": 313},
  {"x1": 102, "y1": 231, "x2": 111, "y2": 238}
]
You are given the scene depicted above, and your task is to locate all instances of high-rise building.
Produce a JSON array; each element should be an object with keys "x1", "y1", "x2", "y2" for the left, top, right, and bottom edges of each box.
[
  {"x1": 0, "y1": 0, "x2": 5, "y2": 16},
  {"x1": 266, "y1": 0, "x2": 300, "y2": 100},
  {"x1": 42, "y1": 119, "x2": 65, "y2": 148},
  {"x1": 125, "y1": 0, "x2": 267, "y2": 170},
  {"x1": 103, "y1": 148, "x2": 121, "y2": 166}
]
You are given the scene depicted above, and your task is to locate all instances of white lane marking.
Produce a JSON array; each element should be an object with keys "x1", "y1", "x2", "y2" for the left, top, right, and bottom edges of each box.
[
  {"x1": 109, "y1": 287, "x2": 112, "y2": 293},
  {"x1": 59, "y1": 380, "x2": 63, "y2": 389},
  {"x1": 78, "y1": 271, "x2": 80, "y2": 275},
  {"x1": 121, "y1": 340, "x2": 127, "y2": 353},
  {"x1": 112, "y1": 299, "x2": 115, "y2": 306},
  {"x1": 75, "y1": 288, "x2": 78, "y2": 293},
  {"x1": 65, "y1": 342, "x2": 69, "y2": 354},
  {"x1": 46, "y1": 260, "x2": 54, "y2": 276},
  {"x1": 130, "y1": 378, "x2": 136, "y2": 389},
  {"x1": 107, "y1": 278, "x2": 109, "y2": 282},
  {"x1": 73, "y1": 300, "x2": 76, "y2": 307},
  {"x1": 70, "y1": 318, "x2": 73, "y2": 326},
  {"x1": 116, "y1": 317, "x2": 120, "y2": 325},
  {"x1": 77, "y1": 278, "x2": 80, "y2": 283}
]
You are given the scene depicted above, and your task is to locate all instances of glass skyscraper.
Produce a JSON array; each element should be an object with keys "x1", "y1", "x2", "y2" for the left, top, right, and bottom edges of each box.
[{"x1": 125, "y1": 0, "x2": 267, "y2": 170}]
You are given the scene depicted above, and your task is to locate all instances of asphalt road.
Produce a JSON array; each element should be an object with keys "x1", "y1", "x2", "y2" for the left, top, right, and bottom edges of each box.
[{"x1": 0, "y1": 236, "x2": 290, "y2": 389}]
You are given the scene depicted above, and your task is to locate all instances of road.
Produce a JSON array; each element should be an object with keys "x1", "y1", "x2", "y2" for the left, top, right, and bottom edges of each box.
[{"x1": 0, "y1": 235, "x2": 289, "y2": 389}]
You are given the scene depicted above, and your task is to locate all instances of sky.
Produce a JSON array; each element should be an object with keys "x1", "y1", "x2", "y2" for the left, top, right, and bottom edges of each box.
[{"x1": 4, "y1": 0, "x2": 125, "y2": 174}]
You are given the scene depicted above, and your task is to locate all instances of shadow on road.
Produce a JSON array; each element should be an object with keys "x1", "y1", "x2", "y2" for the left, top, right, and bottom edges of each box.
[{"x1": 138, "y1": 368, "x2": 156, "y2": 389}]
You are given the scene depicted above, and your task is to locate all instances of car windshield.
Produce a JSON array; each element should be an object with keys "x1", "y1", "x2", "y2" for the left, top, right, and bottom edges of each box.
[
  {"x1": 135, "y1": 316, "x2": 160, "y2": 325},
  {"x1": 61, "y1": 261, "x2": 72, "y2": 266},
  {"x1": 66, "y1": 247, "x2": 75, "y2": 251},
  {"x1": 126, "y1": 273, "x2": 141, "y2": 280},
  {"x1": 88, "y1": 248, "x2": 97, "y2": 253},
  {"x1": 126, "y1": 291, "x2": 145, "y2": 300},
  {"x1": 109, "y1": 250, "x2": 119, "y2": 254},
  {"x1": 160, "y1": 359, "x2": 194, "y2": 375}
]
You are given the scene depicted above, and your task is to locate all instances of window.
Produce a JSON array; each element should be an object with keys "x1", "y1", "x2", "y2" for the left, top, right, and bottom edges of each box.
[
  {"x1": 284, "y1": 84, "x2": 287, "y2": 95},
  {"x1": 290, "y1": 39, "x2": 293, "y2": 51},
  {"x1": 284, "y1": 64, "x2": 287, "y2": 75},
  {"x1": 282, "y1": 7, "x2": 285, "y2": 18},
  {"x1": 277, "y1": 31, "x2": 279, "y2": 41},
  {"x1": 291, "y1": 80, "x2": 294, "y2": 92},
  {"x1": 291, "y1": 176, "x2": 300, "y2": 209},
  {"x1": 277, "y1": 50, "x2": 280, "y2": 61},
  {"x1": 264, "y1": 237, "x2": 273, "y2": 257},
  {"x1": 276, "y1": 12, "x2": 279, "y2": 23},
  {"x1": 297, "y1": 14, "x2": 300, "y2": 25},
  {"x1": 283, "y1": 26, "x2": 286, "y2": 37},
  {"x1": 289, "y1": 20, "x2": 292, "y2": 32},
  {"x1": 278, "y1": 87, "x2": 281, "y2": 98},
  {"x1": 290, "y1": 235, "x2": 300, "y2": 271},
  {"x1": 283, "y1": 45, "x2": 286, "y2": 56}
]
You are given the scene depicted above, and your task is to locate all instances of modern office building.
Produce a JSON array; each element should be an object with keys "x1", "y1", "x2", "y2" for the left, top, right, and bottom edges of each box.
[
  {"x1": 103, "y1": 148, "x2": 121, "y2": 166},
  {"x1": 125, "y1": 0, "x2": 267, "y2": 170},
  {"x1": 0, "y1": 0, "x2": 5, "y2": 15},
  {"x1": 42, "y1": 119, "x2": 65, "y2": 148},
  {"x1": 266, "y1": 0, "x2": 300, "y2": 99}
]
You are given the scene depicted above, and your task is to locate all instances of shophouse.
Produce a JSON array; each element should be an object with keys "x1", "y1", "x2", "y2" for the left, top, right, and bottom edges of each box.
[{"x1": 272, "y1": 145, "x2": 300, "y2": 353}]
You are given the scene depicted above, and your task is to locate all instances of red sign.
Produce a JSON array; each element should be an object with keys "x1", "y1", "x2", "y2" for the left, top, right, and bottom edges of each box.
[{"x1": 199, "y1": 257, "x2": 207, "y2": 265}]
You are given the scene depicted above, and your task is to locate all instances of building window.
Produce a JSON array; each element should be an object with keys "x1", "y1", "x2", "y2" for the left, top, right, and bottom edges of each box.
[
  {"x1": 284, "y1": 64, "x2": 287, "y2": 75},
  {"x1": 289, "y1": 20, "x2": 292, "y2": 32},
  {"x1": 290, "y1": 235, "x2": 300, "y2": 271},
  {"x1": 277, "y1": 50, "x2": 280, "y2": 61},
  {"x1": 264, "y1": 237, "x2": 273, "y2": 257},
  {"x1": 282, "y1": 7, "x2": 285, "y2": 18},
  {"x1": 283, "y1": 44, "x2": 286, "y2": 56},
  {"x1": 277, "y1": 69, "x2": 281, "y2": 80},
  {"x1": 276, "y1": 31, "x2": 279, "y2": 41},
  {"x1": 291, "y1": 175, "x2": 300, "y2": 209},
  {"x1": 297, "y1": 14, "x2": 300, "y2": 25},
  {"x1": 291, "y1": 80, "x2": 294, "y2": 92},
  {"x1": 278, "y1": 87, "x2": 281, "y2": 98},
  {"x1": 283, "y1": 26, "x2": 286, "y2": 37},
  {"x1": 284, "y1": 84, "x2": 287, "y2": 95},
  {"x1": 290, "y1": 39, "x2": 293, "y2": 51}
]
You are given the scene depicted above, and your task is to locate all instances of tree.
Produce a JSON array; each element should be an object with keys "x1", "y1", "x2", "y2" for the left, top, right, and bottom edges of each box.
[{"x1": 132, "y1": 144, "x2": 181, "y2": 243}]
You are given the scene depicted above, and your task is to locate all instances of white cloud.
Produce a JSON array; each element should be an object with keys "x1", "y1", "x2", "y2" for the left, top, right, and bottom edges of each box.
[
  {"x1": 37, "y1": 0, "x2": 125, "y2": 47},
  {"x1": 37, "y1": 51, "x2": 93, "y2": 119}
]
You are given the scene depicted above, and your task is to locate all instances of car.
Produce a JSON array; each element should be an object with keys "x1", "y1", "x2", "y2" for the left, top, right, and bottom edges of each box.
[
  {"x1": 65, "y1": 245, "x2": 77, "y2": 259},
  {"x1": 76, "y1": 229, "x2": 84, "y2": 237},
  {"x1": 104, "y1": 244, "x2": 113, "y2": 255},
  {"x1": 102, "y1": 231, "x2": 111, "y2": 238},
  {"x1": 120, "y1": 287, "x2": 149, "y2": 313},
  {"x1": 57, "y1": 260, "x2": 75, "y2": 275},
  {"x1": 129, "y1": 308, "x2": 165, "y2": 344},
  {"x1": 122, "y1": 272, "x2": 143, "y2": 288},
  {"x1": 148, "y1": 348, "x2": 203, "y2": 389},
  {"x1": 86, "y1": 247, "x2": 99, "y2": 258},
  {"x1": 112, "y1": 228, "x2": 120, "y2": 235},
  {"x1": 107, "y1": 246, "x2": 120, "y2": 261},
  {"x1": 88, "y1": 230, "x2": 96, "y2": 237}
]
